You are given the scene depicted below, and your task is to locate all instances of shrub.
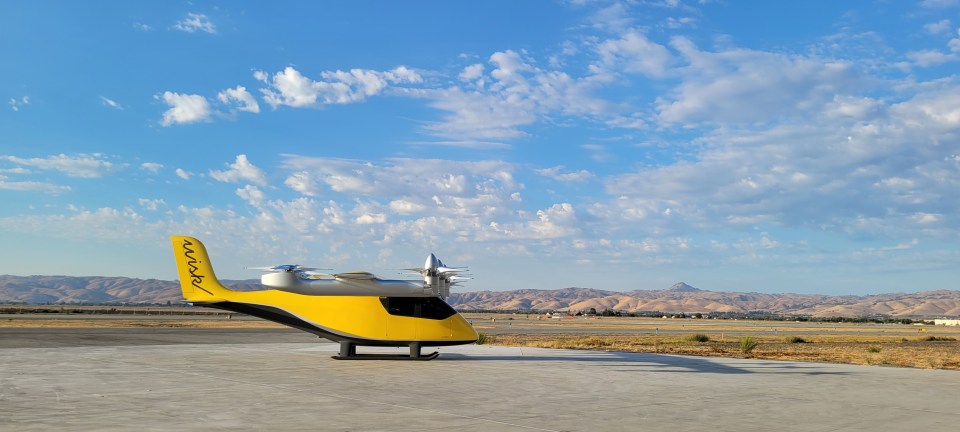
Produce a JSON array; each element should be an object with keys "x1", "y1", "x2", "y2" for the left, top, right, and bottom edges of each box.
[
  {"x1": 740, "y1": 336, "x2": 758, "y2": 354},
  {"x1": 786, "y1": 336, "x2": 808, "y2": 344},
  {"x1": 686, "y1": 333, "x2": 710, "y2": 343},
  {"x1": 476, "y1": 332, "x2": 490, "y2": 345},
  {"x1": 922, "y1": 336, "x2": 957, "y2": 342},
  {"x1": 867, "y1": 346, "x2": 881, "y2": 353}
]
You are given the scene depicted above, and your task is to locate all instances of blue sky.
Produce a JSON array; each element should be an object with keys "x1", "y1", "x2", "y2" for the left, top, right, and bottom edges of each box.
[{"x1": 2, "y1": 0, "x2": 959, "y2": 295}]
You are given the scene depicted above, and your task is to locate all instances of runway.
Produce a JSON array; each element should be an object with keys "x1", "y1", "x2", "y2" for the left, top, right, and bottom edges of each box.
[{"x1": 2, "y1": 328, "x2": 958, "y2": 431}]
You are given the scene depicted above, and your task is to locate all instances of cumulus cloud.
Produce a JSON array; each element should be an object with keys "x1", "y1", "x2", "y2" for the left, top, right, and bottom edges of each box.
[
  {"x1": 2, "y1": 153, "x2": 115, "y2": 178},
  {"x1": 281, "y1": 156, "x2": 517, "y2": 200},
  {"x1": 485, "y1": 203, "x2": 580, "y2": 240},
  {"x1": 174, "y1": 13, "x2": 216, "y2": 34},
  {"x1": 284, "y1": 171, "x2": 321, "y2": 196},
  {"x1": 527, "y1": 203, "x2": 579, "y2": 238},
  {"x1": 209, "y1": 154, "x2": 268, "y2": 185},
  {"x1": 138, "y1": 198, "x2": 165, "y2": 211},
  {"x1": 175, "y1": 168, "x2": 191, "y2": 180},
  {"x1": 236, "y1": 185, "x2": 265, "y2": 207},
  {"x1": 603, "y1": 84, "x2": 960, "y2": 238},
  {"x1": 217, "y1": 86, "x2": 260, "y2": 113},
  {"x1": 140, "y1": 162, "x2": 163, "y2": 173},
  {"x1": 592, "y1": 30, "x2": 673, "y2": 78},
  {"x1": 389, "y1": 199, "x2": 426, "y2": 215},
  {"x1": 417, "y1": 50, "x2": 610, "y2": 140},
  {"x1": 256, "y1": 66, "x2": 422, "y2": 109},
  {"x1": 158, "y1": 91, "x2": 212, "y2": 126}
]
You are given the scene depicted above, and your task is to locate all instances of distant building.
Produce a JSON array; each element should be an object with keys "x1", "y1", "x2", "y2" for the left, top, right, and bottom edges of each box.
[{"x1": 934, "y1": 319, "x2": 960, "y2": 326}]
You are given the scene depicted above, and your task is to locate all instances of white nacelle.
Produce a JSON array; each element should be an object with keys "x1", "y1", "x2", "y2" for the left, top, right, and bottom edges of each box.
[
  {"x1": 257, "y1": 253, "x2": 460, "y2": 298},
  {"x1": 261, "y1": 272, "x2": 302, "y2": 289},
  {"x1": 262, "y1": 271, "x2": 431, "y2": 297}
]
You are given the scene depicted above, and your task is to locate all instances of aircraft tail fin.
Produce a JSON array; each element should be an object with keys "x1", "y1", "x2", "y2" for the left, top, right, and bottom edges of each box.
[{"x1": 170, "y1": 236, "x2": 233, "y2": 303}]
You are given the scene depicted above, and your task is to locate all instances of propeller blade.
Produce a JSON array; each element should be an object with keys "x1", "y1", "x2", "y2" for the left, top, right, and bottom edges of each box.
[
  {"x1": 247, "y1": 264, "x2": 324, "y2": 273},
  {"x1": 437, "y1": 267, "x2": 467, "y2": 274}
]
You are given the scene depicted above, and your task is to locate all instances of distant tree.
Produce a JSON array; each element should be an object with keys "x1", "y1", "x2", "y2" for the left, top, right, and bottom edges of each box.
[{"x1": 588, "y1": 307, "x2": 597, "y2": 315}]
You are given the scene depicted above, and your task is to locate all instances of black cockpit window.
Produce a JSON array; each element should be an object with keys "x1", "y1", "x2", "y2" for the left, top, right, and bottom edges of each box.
[{"x1": 379, "y1": 297, "x2": 456, "y2": 320}]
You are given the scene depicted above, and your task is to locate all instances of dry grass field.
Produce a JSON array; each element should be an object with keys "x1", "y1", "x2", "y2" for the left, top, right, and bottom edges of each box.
[
  {"x1": 462, "y1": 313, "x2": 960, "y2": 370},
  {"x1": 483, "y1": 334, "x2": 960, "y2": 370},
  {"x1": 3, "y1": 308, "x2": 959, "y2": 369}
]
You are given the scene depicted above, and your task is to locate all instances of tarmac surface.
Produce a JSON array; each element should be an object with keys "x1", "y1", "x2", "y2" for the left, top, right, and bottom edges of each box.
[{"x1": 2, "y1": 328, "x2": 959, "y2": 431}]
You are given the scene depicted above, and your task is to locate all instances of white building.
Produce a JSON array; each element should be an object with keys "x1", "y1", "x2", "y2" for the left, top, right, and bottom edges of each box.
[{"x1": 933, "y1": 319, "x2": 960, "y2": 326}]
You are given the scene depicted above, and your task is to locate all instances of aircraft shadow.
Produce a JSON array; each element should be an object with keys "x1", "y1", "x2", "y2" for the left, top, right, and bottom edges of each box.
[{"x1": 435, "y1": 351, "x2": 850, "y2": 376}]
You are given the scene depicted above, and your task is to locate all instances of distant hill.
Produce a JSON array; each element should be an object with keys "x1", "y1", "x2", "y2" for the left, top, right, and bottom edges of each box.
[
  {"x1": 445, "y1": 283, "x2": 960, "y2": 318},
  {"x1": 0, "y1": 275, "x2": 258, "y2": 305},
  {"x1": 1, "y1": 275, "x2": 958, "y2": 318}
]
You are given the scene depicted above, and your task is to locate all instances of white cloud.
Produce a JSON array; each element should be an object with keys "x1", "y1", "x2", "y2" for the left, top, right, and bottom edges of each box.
[
  {"x1": 9, "y1": 96, "x2": 29, "y2": 112},
  {"x1": 389, "y1": 199, "x2": 426, "y2": 215},
  {"x1": 602, "y1": 83, "x2": 960, "y2": 239},
  {"x1": 656, "y1": 38, "x2": 860, "y2": 125},
  {"x1": 536, "y1": 166, "x2": 594, "y2": 182},
  {"x1": 593, "y1": 30, "x2": 673, "y2": 78},
  {"x1": 174, "y1": 13, "x2": 216, "y2": 34},
  {"x1": 417, "y1": 50, "x2": 610, "y2": 140},
  {"x1": 0, "y1": 179, "x2": 70, "y2": 194},
  {"x1": 158, "y1": 91, "x2": 212, "y2": 126},
  {"x1": 527, "y1": 203, "x2": 579, "y2": 238},
  {"x1": 356, "y1": 213, "x2": 387, "y2": 224},
  {"x1": 459, "y1": 64, "x2": 485, "y2": 83},
  {"x1": 217, "y1": 86, "x2": 260, "y2": 113},
  {"x1": 486, "y1": 202, "x2": 580, "y2": 240},
  {"x1": 138, "y1": 198, "x2": 166, "y2": 211},
  {"x1": 257, "y1": 66, "x2": 422, "y2": 109},
  {"x1": 281, "y1": 156, "x2": 517, "y2": 200},
  {"x1": 924, "y1": 19, "x2": 952, "y2": 34},
  {"x1": 950, "y1": 36, "x2": 960, "y2": 53},
  {"x1": 906, "y1": 49, "x2": 958, "y2": 67},
  {"x1": 284, "y1": 171, "x2": 321, "y2": 196},
  {"x1": 824, "y1": 95, "x2": 883, "y2": 119},
  {"x1": 236, "y1": 185, "x2": 265, "y2": 207},
  {"x1": 140, "y1": 162, "x2": 163, "y2": 173},
  {"x1": 209, "y1": 154, "x2": 268, "y2": 185},
  {"x1": 2, "y1": 153, "x2": 115, "y2": 178},
  {"x1": 587, "y1": 1, "x2": 634, "y2": 32},
  {"x1": 405, "y1": 140, "x2": 512, "y2": 150},
  {"x1": 175, "y1": 168, "x2": 191, "y2": 180},
  {"x1": 100, "y1": 96, "x2": 123, "y2": 110}
]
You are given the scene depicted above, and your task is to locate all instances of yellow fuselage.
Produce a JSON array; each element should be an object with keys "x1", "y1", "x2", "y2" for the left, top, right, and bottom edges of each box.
[{"x1": 172, "y1": 236, "x2": 477, "y2": 346}]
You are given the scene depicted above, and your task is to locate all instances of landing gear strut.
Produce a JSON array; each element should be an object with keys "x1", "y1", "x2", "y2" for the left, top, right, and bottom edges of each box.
[{"x1": 331, "y1": 341, "x2": 439, "y2": 360}]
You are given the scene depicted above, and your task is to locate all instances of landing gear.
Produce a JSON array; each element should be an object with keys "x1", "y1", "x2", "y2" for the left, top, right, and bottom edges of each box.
[{"x1": 331, "y1": 341, "x2": 439, "y2": 360}]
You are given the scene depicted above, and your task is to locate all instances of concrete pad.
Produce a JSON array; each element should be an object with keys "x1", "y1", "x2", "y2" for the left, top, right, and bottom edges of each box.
[{"x1": 2, "y1": 334, "x2": 959, "y2": 431}]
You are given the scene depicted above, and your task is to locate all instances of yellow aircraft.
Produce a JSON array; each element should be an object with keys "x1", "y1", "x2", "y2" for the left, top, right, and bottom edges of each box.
[{"x1": 170, "y1": 235, "x2": 478, "y2": 360}]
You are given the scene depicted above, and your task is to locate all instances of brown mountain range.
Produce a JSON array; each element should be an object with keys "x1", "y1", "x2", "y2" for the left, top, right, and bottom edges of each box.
[{"x1": 1, "y1": 276, "x2": 957, "y2": 318}]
